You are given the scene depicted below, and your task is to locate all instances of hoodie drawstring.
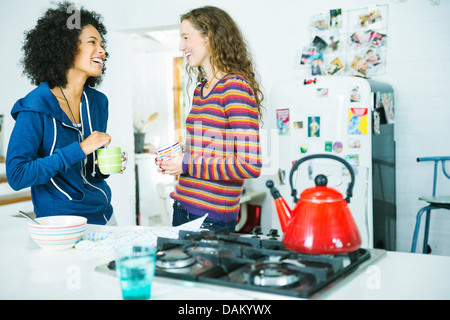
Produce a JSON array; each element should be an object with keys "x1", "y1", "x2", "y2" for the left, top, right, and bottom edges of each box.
[
  {"x1": 83, "y1": 92, "x2": 96, "y2": 177},
  {"x1": 49, "y1": 119, "x2": 73, "y2": 200}
]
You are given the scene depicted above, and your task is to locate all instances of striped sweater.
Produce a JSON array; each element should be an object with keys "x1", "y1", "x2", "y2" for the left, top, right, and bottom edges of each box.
[{"x1": 171, "y1": 74, "x2": 262, "y2": 222}]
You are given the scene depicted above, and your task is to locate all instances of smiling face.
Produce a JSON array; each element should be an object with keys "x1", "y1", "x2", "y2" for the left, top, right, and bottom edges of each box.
[
  {"x1": 179, "y1": 19, "x2": 210, "y2": 70},
  {"x1": 72, "y1": 24, "x2": 106, "y2": 80}
]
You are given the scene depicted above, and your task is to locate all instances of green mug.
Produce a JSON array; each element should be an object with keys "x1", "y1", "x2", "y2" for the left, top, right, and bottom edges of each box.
[{"x1": 96, "y1": 147, "x2": 127, "y2": 174}]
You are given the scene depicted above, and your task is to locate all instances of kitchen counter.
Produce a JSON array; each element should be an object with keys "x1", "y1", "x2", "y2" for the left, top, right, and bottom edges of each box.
[{"x1": 1, "y1": 213, "x2": 450, "y2": 300}]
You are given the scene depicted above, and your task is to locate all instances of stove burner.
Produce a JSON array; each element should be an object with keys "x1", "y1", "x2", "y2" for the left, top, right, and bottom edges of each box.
[
  {"x1": 152, "y1": 231, "x2": 374, "y2": 298},
  {"x1": 250, "y1": 263, "x2": 300, "y2": 288},
  {"x1": 156, "y1": 250, "x2": 195, "y2": 269}
]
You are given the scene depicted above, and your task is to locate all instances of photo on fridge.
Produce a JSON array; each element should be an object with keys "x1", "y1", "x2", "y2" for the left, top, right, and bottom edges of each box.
[
  {"x1": 276, "y1": 108, "x2": 290, "y2": 135},
  {"x1": 350, "y1": 86, "x2": 361, "y2": 102},
  {"x1": 308, "y1": 116, "x2": 321, "y2": 138},
  {"x1": 348, "y1": 108, "x2": 368, "y2": 135}
]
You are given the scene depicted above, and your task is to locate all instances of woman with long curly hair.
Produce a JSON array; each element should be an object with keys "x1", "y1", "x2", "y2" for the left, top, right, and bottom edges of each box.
[
  {"x1": 156, "y1": 6, "x2": 264, "y2": 232},
  {"x1": 6, "y1": 1, "x2": 125, "y2": 225}
]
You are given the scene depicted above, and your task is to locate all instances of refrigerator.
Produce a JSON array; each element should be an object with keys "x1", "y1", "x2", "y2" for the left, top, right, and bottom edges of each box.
[{"x1": 268, "y1": 76, "x2": 395, "y2": 250}]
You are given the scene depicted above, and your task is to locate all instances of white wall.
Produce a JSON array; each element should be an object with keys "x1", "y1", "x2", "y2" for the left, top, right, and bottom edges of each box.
[{"x1": 1, "y1": 0, "x2": 450, "y2": 254}]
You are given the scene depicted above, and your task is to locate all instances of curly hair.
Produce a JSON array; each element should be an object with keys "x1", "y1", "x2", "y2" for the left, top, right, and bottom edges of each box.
[
  {"x1": 21, "y1": 1, "x2": 108, "y2": 88},
  {"x1": 180, "y1": 6, "x2": 265, "y2": 123}
]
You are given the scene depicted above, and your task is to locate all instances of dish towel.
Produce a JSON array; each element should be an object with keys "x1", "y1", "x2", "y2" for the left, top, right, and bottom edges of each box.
[{"x1": 75, "y1": 215, "x2": 207, "y2": 252}]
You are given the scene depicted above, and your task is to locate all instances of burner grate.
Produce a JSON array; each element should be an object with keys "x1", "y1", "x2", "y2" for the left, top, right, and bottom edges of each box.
[{"x1": 153, "y1": 230, "x2": 372, "y2": 298}]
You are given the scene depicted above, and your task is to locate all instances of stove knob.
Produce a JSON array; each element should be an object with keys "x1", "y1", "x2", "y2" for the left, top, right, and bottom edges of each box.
[
  {"x1": 267, "y1": 229, "x2": 280, "y2": 240},
  {"x1": 251, "y1": 226, "x2": 262, "y2": 238}
]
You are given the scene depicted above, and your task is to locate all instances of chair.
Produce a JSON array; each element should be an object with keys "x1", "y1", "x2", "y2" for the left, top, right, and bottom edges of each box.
[{"x1": 411, "y1": 156, "x2": 450, "y2": 253}]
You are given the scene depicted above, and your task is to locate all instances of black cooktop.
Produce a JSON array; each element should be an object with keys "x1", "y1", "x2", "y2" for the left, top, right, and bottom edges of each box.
[{"x1": 151, "y1": 228, "x2": 371, "y2": 298}]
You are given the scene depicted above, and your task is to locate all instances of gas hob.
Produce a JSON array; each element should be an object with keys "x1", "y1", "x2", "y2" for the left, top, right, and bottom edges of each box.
[{"x1": 100, "y1": 228, "x2": 385, "y2": 299}]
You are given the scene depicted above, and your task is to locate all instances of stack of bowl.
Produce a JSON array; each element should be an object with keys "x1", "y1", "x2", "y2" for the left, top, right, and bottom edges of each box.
[{"x1": 27, "y1": 216, "x2": 87, "y2": 250}]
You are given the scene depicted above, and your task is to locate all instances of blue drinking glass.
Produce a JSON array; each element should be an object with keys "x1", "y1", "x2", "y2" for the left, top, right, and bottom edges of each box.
[{"x1": 115, "y1": 245, "x2": 157, "y2": 300}]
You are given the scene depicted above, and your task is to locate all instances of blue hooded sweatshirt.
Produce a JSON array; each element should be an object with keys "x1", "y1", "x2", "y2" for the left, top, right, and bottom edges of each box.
[{"x1": 6, "y1": 82, "x2": 113, "y2": 225}]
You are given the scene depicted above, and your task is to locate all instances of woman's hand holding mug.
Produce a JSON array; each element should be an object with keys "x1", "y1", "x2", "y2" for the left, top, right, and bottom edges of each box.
[{"x1": 80, "y1": 131, "x2": 111, "y2": 156}]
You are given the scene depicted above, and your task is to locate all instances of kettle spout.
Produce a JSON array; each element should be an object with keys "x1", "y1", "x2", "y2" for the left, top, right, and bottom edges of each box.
[{"x1": 266, "y1": 180, "x2": 292, "y2": 233}]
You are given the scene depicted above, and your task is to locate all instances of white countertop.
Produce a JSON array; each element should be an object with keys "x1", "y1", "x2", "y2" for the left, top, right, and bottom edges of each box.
[{"x1": 1, "y1": 213, "x2": 450, "y2": 300}]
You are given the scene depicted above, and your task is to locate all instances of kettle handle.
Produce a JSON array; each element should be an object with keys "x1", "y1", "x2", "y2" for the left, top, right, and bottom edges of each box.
[{"x1": 289, "y1": 154, "x2": 355, "y2": 204}]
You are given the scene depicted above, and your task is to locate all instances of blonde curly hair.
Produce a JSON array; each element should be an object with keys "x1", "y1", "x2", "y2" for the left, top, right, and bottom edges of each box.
[{"x1": 181, "y1": 6, "x2": 264, "y2": 123}]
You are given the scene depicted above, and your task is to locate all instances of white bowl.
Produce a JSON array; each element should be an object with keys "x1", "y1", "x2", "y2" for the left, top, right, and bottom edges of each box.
[{"x1": 27, "y1": 216, "x2": 87, "y2": 250}]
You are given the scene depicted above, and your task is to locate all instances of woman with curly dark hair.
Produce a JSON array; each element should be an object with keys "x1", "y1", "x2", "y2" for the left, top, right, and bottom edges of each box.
[
  {"x1": 6, "y1": 1, "x2": 124, "y2": 225},
  {"x1": 156, "y1": 6, "x2": 263, "y2": 232}
]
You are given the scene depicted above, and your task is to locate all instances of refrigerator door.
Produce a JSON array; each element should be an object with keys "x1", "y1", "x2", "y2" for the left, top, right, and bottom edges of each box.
[{"x1": 270, "y1": 76, "x2": 374, "y2": 248}]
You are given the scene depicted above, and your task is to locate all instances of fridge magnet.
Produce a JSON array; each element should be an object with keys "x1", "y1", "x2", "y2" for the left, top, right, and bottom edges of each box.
[
  {"x1": 381, "y1": 92, "x2": 395, "y2": 124},
  {"x1": 373, "y1": 111, "x2": 381, "y2": 135},
  {"x1": 375, "y1": 92, "x2": 395, "y2": 124},
  {"x1": 325, "y1": 141, "x2": 333, "y2": 152},
  {"x1": 276, "y1": 108, "x2": 290, "y2": 135},
  {"x1": 278, "y1": 168, "x2": 286, "y2": 185},
  {"x1": 350, "y1": 86, "x2": 361, "y2": 102},
  {"x1": 304, "y1": 78, "x2": 318, "y2": 85},
  {"x1": 310, "y1": 54, "x2": 325, "y2": 76},
  {"x1": 300, "y1": 145, "x2": 308, "y2": 154},
  {"x1": 293, "y1": 121, "x2": 303, "y2": 129},
  {"x1": 330, "y1": 9, "x2": 343, "y2": 29},
  {"x1": 333, "y1": 141, "x2": 343, "y2": 153},
  {"x1": 308, "y1": 116, "x2": 321, "y2": 138},
  {"x1": 349, "y1": 139, "x2": 361, "y2": 149},
  {"x1": 348, "y1": 108, "x2": 368, "y2": 135},
  {"x1": 316, "y1": 88, "x2": 329, "y2": 97},
  {"x1": 344, "y1": 154, "x2": 360, "y2": 176}
]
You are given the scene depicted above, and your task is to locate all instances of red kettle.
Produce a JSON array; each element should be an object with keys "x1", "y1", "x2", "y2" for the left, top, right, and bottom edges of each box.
[{"x1": 266, "y1": 154, "x2": 361, "y2": 254}]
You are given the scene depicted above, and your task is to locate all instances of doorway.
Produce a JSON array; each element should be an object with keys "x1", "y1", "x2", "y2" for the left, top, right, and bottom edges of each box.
[
  {"x1": 129, "y1": 26, "x2": 185, "y2": 151},
  {"x1": 127, "y1": 26, "x2": 187, "y2": 226}
]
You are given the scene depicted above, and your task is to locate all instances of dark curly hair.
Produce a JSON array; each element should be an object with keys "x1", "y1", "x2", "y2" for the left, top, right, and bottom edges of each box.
[{"x1": 21, "y1": 1, "x2": 108, "y2": 88}]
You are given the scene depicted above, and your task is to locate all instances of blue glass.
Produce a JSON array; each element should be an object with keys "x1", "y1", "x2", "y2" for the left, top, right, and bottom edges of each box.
[{"x1": 115, "y1": 245, "x2": 157, "y2": 300}]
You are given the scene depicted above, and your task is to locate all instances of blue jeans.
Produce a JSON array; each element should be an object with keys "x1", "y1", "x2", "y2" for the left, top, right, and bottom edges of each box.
[{"x1": 172, "y1": 201, "x2": 236, "y2": 232}]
